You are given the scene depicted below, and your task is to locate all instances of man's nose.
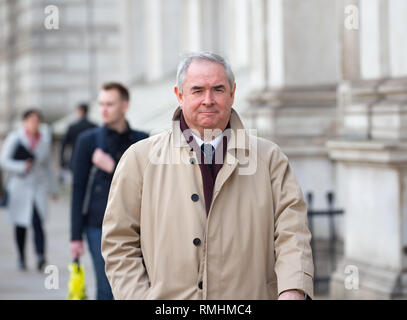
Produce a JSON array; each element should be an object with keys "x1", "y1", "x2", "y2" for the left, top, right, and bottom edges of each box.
[{"x1": 202, "y1": 90, "x2": 215, "y2": 106}]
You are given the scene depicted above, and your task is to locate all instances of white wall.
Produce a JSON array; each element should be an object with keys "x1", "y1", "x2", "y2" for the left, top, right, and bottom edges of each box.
[{"x1": 388, "y1": 0, "x2": 407, "y2": 78}]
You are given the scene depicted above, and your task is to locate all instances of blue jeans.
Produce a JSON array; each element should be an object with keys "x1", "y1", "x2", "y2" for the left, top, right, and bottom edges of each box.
[{"x1": 85, "y1": 227, "x2": 113, "y2": 300}]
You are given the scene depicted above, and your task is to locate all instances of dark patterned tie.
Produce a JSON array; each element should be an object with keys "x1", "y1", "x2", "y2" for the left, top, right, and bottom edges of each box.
[{"x1": 201, "y1": 143, "x2": 215, "y2": 167}]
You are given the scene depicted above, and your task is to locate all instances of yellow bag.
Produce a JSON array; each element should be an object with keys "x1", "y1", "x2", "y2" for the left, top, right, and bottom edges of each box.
[{"x1": 67, "y1": 258, "x2": 87, "y2": 300}]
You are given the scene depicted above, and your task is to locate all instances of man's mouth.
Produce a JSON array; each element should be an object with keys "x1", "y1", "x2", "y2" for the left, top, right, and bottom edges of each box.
[{"x1": 200, "y1": 111, "x2": 217, "y2": 115}]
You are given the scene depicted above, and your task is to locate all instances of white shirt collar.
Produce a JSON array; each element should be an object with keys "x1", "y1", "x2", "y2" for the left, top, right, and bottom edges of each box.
[{"x1": 191, "y1": 131, "x2": 224, "y2": 150}]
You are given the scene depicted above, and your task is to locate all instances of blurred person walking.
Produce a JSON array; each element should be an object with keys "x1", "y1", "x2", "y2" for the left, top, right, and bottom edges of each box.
[
  {"x1": 70, "y1": 82, "x2": 149, "y2": 300},
  {"x1": 0, "y1": 109, "x2": 58, "y2": 271},
  {"x1": 59, "y1": 103, "x2": 97, "y2": 173}
]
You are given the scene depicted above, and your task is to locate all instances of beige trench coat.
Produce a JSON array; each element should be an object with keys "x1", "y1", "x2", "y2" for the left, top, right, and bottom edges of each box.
[{"x1": 102, "y1": 107, "x2": 314, "y2": 300}]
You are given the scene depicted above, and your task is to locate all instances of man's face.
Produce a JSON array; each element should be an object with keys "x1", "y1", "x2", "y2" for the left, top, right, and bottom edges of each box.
[
  {"x1": 174, "y1": 60, "x2": 236, "y2": 136},
  {"x1": 98, "y1": 89, "x2": 128, "y2": 126},
  {"x1": 76, "y1": 107, "x2": 85, "y2": 119}
]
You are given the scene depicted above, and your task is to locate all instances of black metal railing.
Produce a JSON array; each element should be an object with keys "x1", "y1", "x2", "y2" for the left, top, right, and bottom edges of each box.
[{"x1": 307, "y1": 191, "x2": 344, "y2": 286}]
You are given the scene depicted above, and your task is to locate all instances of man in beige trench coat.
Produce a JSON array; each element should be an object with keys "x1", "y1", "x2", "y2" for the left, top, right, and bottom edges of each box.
[{"x1": 101, "y1": 52, "x2": 314, "y2": 300}]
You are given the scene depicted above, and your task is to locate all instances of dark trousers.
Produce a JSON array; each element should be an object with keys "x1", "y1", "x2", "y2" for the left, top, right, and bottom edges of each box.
[
  {"x1": 86, "y1": 226, "x2": 114, "y2": 300},
  {"x1": 15, "y1": 206, "x2": 45, "y2": 262}
]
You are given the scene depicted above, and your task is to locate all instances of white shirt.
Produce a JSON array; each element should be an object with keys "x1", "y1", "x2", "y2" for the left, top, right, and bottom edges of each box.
[{"x1": 191, "y1": 131, "x2": 224, "y2": 154}]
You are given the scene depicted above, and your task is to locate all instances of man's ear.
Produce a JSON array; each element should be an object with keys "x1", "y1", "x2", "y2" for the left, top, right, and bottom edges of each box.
[
  {"x1": 229, "y1": 83, "x2": 236, "y2": 105},
  {"x1": 231, "y1": 83, "x2": 236, "y2": 98},
  {"x1": 174, "y1": 86, "x2": 183, "y2": 107},
  {"x1": 122, "y1": 100, "x2": 130, "y2": 114}
]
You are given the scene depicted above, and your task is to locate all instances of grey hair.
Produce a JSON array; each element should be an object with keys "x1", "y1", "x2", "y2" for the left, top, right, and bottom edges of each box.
[{"x1": 175, "y1": 51, "x2": 235, "y2": 92}]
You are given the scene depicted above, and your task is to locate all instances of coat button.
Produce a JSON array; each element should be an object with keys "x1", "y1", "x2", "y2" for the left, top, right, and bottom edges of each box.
[
  {"x1": 193, "y1": 238, "x2": 201, "y2": 246},
  {"x1": 191, "y1": 194, "x2": 199, "y2": 202},
  {"x1": 198, "y1": 281, "x2": 203, "y2": 290}
]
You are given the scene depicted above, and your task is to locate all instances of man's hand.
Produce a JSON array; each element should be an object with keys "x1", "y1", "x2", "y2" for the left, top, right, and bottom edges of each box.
[
  {"x1": 278, "y1": 289, "x2": 306, "y2": 300},
  {"x1": 70, "y1": 240, "x2": 85, "y2": 259},
  {"x1": 92, "y1": 148, "x2": 115, "y2": 174}
]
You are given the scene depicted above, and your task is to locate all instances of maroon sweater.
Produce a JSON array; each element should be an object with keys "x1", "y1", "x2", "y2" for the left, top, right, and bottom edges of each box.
[{"x1": 180, "y1": 112, "x2": 228, "y2": 215}]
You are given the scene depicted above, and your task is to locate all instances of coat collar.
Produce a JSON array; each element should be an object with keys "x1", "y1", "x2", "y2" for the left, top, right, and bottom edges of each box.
[
  {"x1": 171, "y1": 107, "x2": 250, "y2": 153},
  {"x1": 17, "y1": 127, "x2": 41, "y2": 150},
  {"x1": 103, "y1": 121, "x2": 131, "y2": 138},
  {"x1": 16, "y1": 126, "x2": 50, "y2": 162}
]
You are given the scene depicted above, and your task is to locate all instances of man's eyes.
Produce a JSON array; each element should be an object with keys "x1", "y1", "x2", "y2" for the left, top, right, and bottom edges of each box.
[{"x1": 191, "y1": 88, "x2": 224, "y2": 94}]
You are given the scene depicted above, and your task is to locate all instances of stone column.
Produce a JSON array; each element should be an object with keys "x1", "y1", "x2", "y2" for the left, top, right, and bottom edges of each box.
[
  {"x1": 144, "y1": 0, "x2": 162, "y2": 82},
  {"x1": 183, "y1": 0, "x2": 202, "y2": 52},
  {"x1": 118, "y1": 0, "x2": 140, "y2": 84},
  {"x1": 245, "y1": 0, "x2": 341, "y2": 239},
  {"x1": 340, "y1": 0, "x2": 360, "y2": 81},
  {"x1": 388, "y1": 0, "x2": 407, "y2": 78},
  {"x1": 328, "y1": 0, "x2": 407, "y2": 299},
  {"x1": 199, "y1": 0, "x2": 223, "y2": 54},
  {"x1": 249, "y1": 0, "x2": 268, "y2": 90},
  {"x1": 328, "y1": 138, "x2": 407, "y2": 299},
  {"x1": 359, "y1": 0, "x2": 390, "y2": 80},
  {"x1": 228, "y1": 0, "x2": 250, "y2": 71},
  {"x1": 0, "y1": 0, "x2": 15, "y2": 134},
  {"x1": 160, "y1": 0, "x2": 182, "y2": 79}
]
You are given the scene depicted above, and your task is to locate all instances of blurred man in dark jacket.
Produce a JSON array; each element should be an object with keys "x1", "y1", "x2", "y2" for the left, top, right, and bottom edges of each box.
[
  {"x1": 60, "y1": 103, "x2": 96, "y2": 171},
  {"x1": 70, "y1": 83, "x2": 149, "y2": 300}
]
